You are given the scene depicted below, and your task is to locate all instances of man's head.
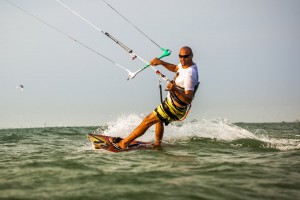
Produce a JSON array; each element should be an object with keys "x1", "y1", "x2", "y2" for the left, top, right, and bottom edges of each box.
[{"x1": 179, "y1": 46, "x2": 193, "y2": 67}]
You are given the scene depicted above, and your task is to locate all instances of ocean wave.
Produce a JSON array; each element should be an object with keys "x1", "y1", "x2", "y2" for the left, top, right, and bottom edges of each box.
[{"x1": 94, "y1": 114, "x2": 300, "y2": 151}]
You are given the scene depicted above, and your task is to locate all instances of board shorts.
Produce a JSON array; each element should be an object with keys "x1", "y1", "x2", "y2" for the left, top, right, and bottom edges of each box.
[{"x1": 154, "y1": 97, "x2": 188, "y2": 126}]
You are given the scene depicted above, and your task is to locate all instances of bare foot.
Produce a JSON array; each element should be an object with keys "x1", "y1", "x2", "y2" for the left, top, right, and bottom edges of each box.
[
  {"x1": 117, "y1": 140, "x2": 127, "y2": 149},
  {"x1": 153, "y1": 142, "x2": 161, "y2": 147}
]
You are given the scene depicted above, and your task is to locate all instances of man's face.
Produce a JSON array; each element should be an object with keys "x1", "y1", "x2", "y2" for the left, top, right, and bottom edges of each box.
[{"x1": 179, "y1": 48, "x2": 193, "y2": 67}]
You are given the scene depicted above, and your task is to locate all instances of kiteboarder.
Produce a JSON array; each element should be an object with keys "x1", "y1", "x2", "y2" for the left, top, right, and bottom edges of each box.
[{"x1": 110, "y1": 46, "x2": 199, "y2": 150}]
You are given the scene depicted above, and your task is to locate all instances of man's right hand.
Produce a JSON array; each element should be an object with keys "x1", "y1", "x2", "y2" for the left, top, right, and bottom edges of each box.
[{"x1": 150, "y1": 58, "x2": 163, "y2": 66}]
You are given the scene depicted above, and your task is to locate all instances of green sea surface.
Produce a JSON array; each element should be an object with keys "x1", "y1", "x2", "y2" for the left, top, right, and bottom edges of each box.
[{"x1": 0, "y1": 120, "x2": 299, "y2": 200}]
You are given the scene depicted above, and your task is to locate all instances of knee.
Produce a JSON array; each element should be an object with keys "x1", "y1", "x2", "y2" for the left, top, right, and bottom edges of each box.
[{"x1": 141, "y1": 114, "x2": 157, "y2": 128}]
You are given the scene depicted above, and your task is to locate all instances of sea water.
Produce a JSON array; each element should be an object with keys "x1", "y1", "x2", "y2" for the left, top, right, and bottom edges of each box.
[{"x1": 0, "y1": 116, "x2": 299, "y2": 200}]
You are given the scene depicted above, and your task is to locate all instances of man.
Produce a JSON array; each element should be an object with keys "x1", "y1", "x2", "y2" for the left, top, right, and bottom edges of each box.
[{"x1": 110, "y1": 46, "x2": 199, "y2": 149}]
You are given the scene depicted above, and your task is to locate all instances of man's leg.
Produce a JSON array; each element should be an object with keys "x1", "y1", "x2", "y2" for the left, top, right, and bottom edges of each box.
[
  {"x1": 118, "y1": 112, "x2": 161, "y2": 149},
  {"x1": 155, "y1": 122, "x2": 164, "y2": 146}
]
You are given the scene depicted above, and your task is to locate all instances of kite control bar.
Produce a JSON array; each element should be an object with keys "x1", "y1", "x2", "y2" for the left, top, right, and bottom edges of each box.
[{"x1": 128, "y1": 48, "x2": 171, "y2": 80}]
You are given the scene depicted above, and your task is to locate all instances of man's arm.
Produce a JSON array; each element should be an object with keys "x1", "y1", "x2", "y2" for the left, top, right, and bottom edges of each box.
[
  {"x1": 167, "y1": 82, "x2": 194, "y2": 105},
  {"x1": 150, "y1": 58, "x2": 178, "y2": 72}
]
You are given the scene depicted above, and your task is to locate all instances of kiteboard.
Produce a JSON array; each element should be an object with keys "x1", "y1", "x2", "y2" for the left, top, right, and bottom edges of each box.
[{"x1": 87, "y1": 133, "x2": 153, "y2": 153}]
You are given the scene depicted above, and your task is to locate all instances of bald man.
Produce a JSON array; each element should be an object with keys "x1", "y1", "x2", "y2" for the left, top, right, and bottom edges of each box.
[{"x1": 110, "y1": 46, "x2": 199, "y2": 149}]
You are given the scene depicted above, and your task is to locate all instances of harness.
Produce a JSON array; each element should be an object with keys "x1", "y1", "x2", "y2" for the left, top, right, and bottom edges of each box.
[
  {"x1": 159, "y1": 79, "x2": 200, "y2": 121},
  {"x1": 170, "y1": 84, "x2": 189, "y2": 106}
]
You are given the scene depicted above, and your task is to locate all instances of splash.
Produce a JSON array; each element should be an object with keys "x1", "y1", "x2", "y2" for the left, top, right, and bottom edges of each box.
[
  {"x1": 163, "y1": 118, "x2": 257, "y2": 141},
  {"x1": 255, "y1": 133, "x2": 300, "y2": 151},
  {"x1": 97, "y1": 114, "x2": 257, "y2": 142},
  {"x1": 95, "y1": 114, "x2": 300, "y2": 151}
]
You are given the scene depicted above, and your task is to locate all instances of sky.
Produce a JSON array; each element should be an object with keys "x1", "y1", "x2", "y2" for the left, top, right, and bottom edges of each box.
[{"x1": 1, "y1": 0, "x2": 300, "y2": 128}]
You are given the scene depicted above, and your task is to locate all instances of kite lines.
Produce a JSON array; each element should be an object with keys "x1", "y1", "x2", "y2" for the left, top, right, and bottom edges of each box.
[{"x1": 6, "y1": 0, "x2": 171, "y2": 81}]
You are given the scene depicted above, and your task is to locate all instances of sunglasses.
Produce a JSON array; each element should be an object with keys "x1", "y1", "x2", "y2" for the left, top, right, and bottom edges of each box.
[{"x1": 178, "y1": 54, "x2": 190, "y2": 58}]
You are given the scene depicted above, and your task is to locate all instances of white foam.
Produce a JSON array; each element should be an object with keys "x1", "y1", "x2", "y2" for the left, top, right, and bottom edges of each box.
[
  {"x1": 256, "y1": 135, "x2": 300, "y2": 151},
  {"x1": 100, "y1": 114, "x2": 257, "y2": 142},
  {"x1": 97, "y1": 114, "x2": 300, "y2": 151},
  {"x1": 163, "y1": 118, "x2": 258, "y2": 141},
  {"x1": 103, "y1": 113, "x2": 145, "y2": 137}
]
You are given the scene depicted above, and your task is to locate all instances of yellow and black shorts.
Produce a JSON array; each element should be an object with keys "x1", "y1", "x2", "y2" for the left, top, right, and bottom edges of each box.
[{"x1": 154, "y1": 97, "x2": 187, "y2": 126}]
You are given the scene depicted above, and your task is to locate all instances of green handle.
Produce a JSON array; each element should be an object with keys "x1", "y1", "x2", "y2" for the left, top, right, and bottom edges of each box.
[
  {"x1": 142, "y1": 48, "x2": 172, "y2": 69},
  {"x1": 157, "y1": 47, "x2": 171, "y2": 59}
]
